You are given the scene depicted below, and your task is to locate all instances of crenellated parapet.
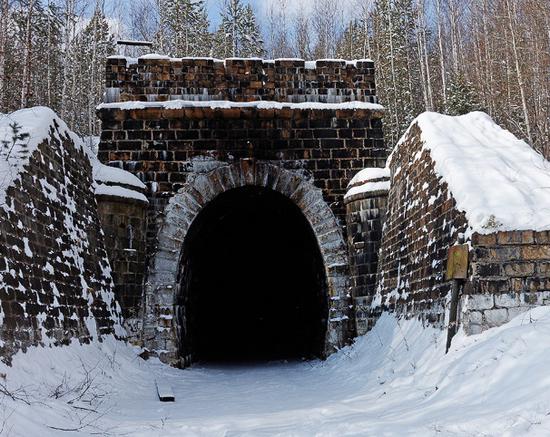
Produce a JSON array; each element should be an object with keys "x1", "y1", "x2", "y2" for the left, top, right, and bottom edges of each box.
[{"x1": 105, "y1": 56, "x2": 377, "y2": 104}]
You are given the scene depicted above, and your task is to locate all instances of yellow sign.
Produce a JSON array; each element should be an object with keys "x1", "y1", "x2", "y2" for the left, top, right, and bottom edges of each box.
[{"x1": 446, "y1": 244, "x2": 469, "y2": 280}]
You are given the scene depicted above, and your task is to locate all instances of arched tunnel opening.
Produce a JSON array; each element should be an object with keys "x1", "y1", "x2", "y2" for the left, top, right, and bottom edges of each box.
[{"x1": 177, "y1": 186, "x2": 329, "y2": 364}]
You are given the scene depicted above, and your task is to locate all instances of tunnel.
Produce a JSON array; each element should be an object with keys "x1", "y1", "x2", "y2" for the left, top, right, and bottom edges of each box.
[{"x1": 177, "y1": 186, "x2": 329, "y2": 364}]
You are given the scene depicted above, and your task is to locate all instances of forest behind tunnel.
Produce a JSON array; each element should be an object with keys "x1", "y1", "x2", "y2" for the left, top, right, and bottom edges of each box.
[{"x1": 178, "y1": 186, "x2": 329, "y2": 363}]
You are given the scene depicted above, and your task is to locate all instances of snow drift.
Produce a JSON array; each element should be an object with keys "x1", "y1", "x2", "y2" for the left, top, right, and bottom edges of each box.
[{"x1": 2, "y1": 308, "x2": 550, "y2": 435}]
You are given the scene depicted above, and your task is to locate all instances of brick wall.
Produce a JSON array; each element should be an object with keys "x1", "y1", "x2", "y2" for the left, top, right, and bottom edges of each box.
[
  {"x1": 96, "y1": 196, "x2": 148, "y2": 340},
  {"x1": 371, "y1": 121, "x2": 550, "y2": 334},
  {"x1": 463, "y1": 231, "x2": 550, "y2": 333},
  {"x1": 0, "y1": 117, "x2": 122, "y2": 363},
  {"x1": 97, "y1": 105, "x2": 386, "y2": 235},
  {"x1": 372, "y1": 124, "x2": 469, "y2": 325},
  {"x1": 345, "y1": 175, "x2": 389, "y2": 335},
  {"x1": 105, "y1": 58, "x2": 377, "y2": 104}
]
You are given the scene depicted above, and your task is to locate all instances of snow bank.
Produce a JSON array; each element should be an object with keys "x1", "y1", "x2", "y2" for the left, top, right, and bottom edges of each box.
[
  {"x1": 0, "y1": 107, "x2": 82, "y2": 207},
  {"x1": 396, "y1": 111, "x2": 550, "y2": 234},
  {"x1": 345, "y1": 167, "x2": 391, "y2": 199},
  {"x1": 98, "y1": 100, "x2": 385, "y2": 112},
  {"x1": 4, "y1": 309, "x2": 550, "y2": 435}
]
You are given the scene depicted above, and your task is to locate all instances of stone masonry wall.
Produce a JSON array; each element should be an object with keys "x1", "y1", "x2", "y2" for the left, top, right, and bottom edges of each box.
[
  {"x1": 373, "y1": 120, "x2": 550, "y2": 335},
  {"x1": 97, "y1": 105, "x2": 386, "y2": 239},
  {"x1": 105, "y1": 58, "x2": 377, "y2": 104},
  {"x1": 345, "y1": 182, "x2": 388, "y2": 335},
  {"x1": 0, "y1": 115, "x2": 123, "y2": 363},
  {"x1": 96, "y1": 196, "x2": 147, "y2": 340},
  {"x1": 462, "y1": 231, "x2": 550, "y2": 333},
  {"x1": 373, "y1": 124, "x2": 469, "y2": 325}
]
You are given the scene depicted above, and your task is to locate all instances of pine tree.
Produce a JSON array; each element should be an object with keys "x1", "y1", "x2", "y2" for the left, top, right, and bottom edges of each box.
[
  {"x1": 337, "y1": 19, "x2": 369, "y2": 60},
  {"x1": 161, "y1": 0, "x2": 210, "y2": 57},
  {"x1": 371, "y1": 0, "x2": 423, "y2": 147},
  {"x1": 213, "y1": 0, "x2": 264, "y2": 58},
  {"x1": 70, "y1": 4, "x2": 114, "y2": 135},
  {"x1": 239, "y1": 4, "x2": 263, "y2": 57},
  {"x1": 446, "y1": 74, "x2": 483, "y2": 115}
]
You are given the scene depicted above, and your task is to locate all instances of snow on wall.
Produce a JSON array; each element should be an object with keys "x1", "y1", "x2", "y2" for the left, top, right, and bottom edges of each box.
[
  {"x1": 97, "y1": 100, "x2": 385, "y2": 112},
  {"x1": 393, "y1": 111, "x2": 550, "y2": 236},
  {"x1": 373, "y1": 120, "x2": 470, "y2": 326},
  {"x1": 369, "y1": 113, "x2": 550, "y2": 334},
  {"x1": 345, "y1": 168, "x2": 390, "y2": 334},
  {"x1": 0, "y1": 107, "x2": 124, "y2": 363},
  {"x1": 345, "y1": 167, "x2": 391, "y2": 200},
  {"x1": 81, "y1": 134, "x2": 148, "y2": 203}
]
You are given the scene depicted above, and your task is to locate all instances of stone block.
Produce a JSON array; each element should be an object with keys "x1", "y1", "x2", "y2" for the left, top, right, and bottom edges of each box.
[
  {"x1": 484, "y1": 308, "x2": 508, "y2": 327},
  {"x1": 494, "y1": 292, "x2": 520, "y2": 308},
  {"x1": 521, "y1": 245, "x2": 550, "y2": 260},
  {"x1": 503, "y1": 262, "x2": 535, "y2": 277},
  {"x1": 466, "y1": 294, "x2": 494, "y2": 311}
]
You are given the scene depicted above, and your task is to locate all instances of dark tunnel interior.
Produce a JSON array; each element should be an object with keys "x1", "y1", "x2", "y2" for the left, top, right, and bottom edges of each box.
[{"x1": 178, "y1": 186, "x2": 329, "y2": 363}]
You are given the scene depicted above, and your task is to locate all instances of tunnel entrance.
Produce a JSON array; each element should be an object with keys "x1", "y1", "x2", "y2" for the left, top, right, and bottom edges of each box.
[{"x1": 177, "y1": 186, "x2": 329, "y2": 363}]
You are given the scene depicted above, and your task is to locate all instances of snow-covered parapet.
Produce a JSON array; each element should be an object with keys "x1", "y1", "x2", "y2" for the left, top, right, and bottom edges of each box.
[
  {"x1": 345, "y1": 167, "x2": 391, "y2": 201},
  {"x1": 82, "y1": 138, "x2": 148, "y2": 204},
  {"x1": 98, "y1": 100, "x2": 384, "y2": 112},
  {"x1": 394, "y1": 111, "x2": 550, "y2": 235}
]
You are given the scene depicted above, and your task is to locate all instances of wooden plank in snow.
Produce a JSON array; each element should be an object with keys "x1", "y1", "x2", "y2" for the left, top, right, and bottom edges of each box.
[{"x1": 156, "y1": 380, "x2": 175, "y2": 402}]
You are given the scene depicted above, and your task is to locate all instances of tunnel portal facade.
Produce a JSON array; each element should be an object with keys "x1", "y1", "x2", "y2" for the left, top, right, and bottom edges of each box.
[{"x1": 97, "y1": 57, "x2": 387, "y2": 366}]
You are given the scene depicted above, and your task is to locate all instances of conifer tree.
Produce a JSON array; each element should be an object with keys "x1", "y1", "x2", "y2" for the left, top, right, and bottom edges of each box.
[
  {"x1": 161, "y1": 0, "x2": 210, "y2": 57},
  {"x1": 372, "y1": 0, "x2": 422, "y2": 147},
  {"x1": 446, "y1": 75, "x2": 483, "y2": 115},
  {"x1": 213, "y1": 0, "x2": 264, "y2": 58},
  {"x1": 337, "y1": 19, "x2": 368, "y2": 60},
  {"x1": 70, "y1": 3, "x2": 114, "y2": 134}
]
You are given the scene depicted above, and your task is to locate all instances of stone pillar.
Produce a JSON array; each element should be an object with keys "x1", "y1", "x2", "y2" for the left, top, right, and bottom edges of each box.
[
  {"x1": 96, "y1": 187, "x2": 148, "y2": 342},
  {"x1": 345, "y1": 169, "x2": 390, "y2": 335}
]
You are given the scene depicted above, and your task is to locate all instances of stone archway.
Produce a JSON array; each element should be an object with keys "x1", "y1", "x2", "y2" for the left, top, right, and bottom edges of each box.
[{"x1": 143, "y1": 159, "x2": 352, "y2": 366}]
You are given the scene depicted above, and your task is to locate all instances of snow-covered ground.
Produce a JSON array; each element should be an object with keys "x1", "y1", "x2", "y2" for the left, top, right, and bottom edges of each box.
[{"x1": 3, "y1": 309, "x2": 550, "y2": 436}]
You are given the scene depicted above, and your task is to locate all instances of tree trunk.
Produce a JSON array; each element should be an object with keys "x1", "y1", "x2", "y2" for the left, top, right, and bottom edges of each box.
[
  {"x1": 506, "y1": 0, "x2": 533, "y2": 144},
  {"x1": 20, "y1": 0, "x2": 35, "y2": 108}
]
